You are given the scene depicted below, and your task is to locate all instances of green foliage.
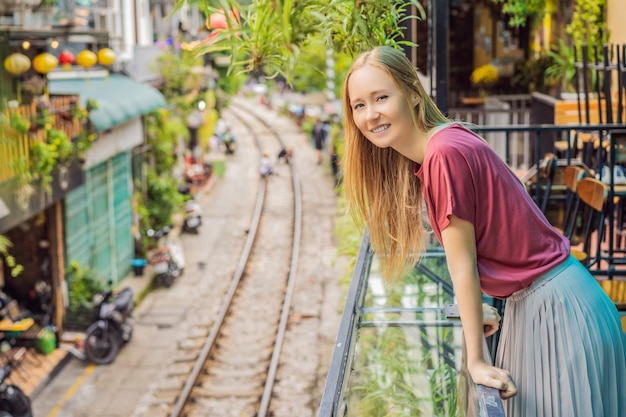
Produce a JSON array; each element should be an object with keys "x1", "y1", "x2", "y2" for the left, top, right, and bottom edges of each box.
[
  {"x1": 353, "y1": 325, "x2": 459, "y2": 416},
  {"x1": 0, "y1": 235, "x2": 24, "y2": 277},
  {"x1": 566, "y1": 0, "x2": 608, "y2": 49},
  {"x1": 28, "y1": 128, "x2": 74, "y2": 191},
  {"x1": 544, "y1": 1, "x2": 608, "y2": 94},
  {"x1": 47, "y1": 129, "x2": 73, "y2": 162},
  {"x1": 30, "y1": 140, "x2": 58, "y2": 190},
  {"x1": 178, "y1": 0, "x2": 424, "y2": 86},
  {"x1": 513, "y1": 51, "x2": 556, "y2": 94},
  {"x1": 490, "y1": 0, "x2": 547, "y2": 27},
  {"x1": 145, "y1": 109, "x2": 185, "y2": 176},
  {"x1": 156, "y1": 50, "x2": 207, "y2": 105},
  {"x1": 67, "y1": 261, "x2": 105, "y2": 316},
  {"x1": 324, "y1": 0, "x2": 426, "y2": 58},
  {"x1": 545, "y1": 40, "x2": 577, "y2": 93},
  {"x1": 430, "y1": 360, "x2": 459, "y2": 416},
  {"x1": 85, "y1": 99, "x2": 99, "y2": 112},
  {"x1": 290, "y1": 35, "x2": 327, "y2": 93},
  {"x1": 5, "y1": 100, "x2": 98, "y2": 191},
  {"x1": 134, "y1": 190, "x2": 151, "y2": 258},
  {"x1": 31, "y1": 104, "x2": 54, "y2": 130},
  {"x1": 144, "y1": 168, "x2": 185, "y2": 231},
  {"x1": 9, "y1": 113, "x2": 30, "y2": 134}
]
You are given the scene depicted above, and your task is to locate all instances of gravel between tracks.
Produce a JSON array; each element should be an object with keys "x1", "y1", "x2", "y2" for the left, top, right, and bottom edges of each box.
[
  {"x1": 236, "y1": 97, "x2": 348, "y2": 416},
  {"x1": 130, "y1": 95, "x2": 348, "y2": 417}
]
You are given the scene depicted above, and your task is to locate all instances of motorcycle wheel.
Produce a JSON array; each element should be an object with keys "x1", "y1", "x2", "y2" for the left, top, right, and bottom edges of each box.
[
  {"x1": 160, "y1": 273, "x2": 175, "y2": 288},
  {"x1": 84, "y1": 327, "x2": 121, "y2": 365}
]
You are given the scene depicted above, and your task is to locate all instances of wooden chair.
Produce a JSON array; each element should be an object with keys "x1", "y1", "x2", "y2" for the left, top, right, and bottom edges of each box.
[
  {"x1": 555, "y1": 165, "x2": 587, "y2": 243},
  {"x1": 539, "y1": 153, "x2": 557, "y2": 213},
  {"x1": 570, "y1": 177, "x2": 608, "y2": 267}
]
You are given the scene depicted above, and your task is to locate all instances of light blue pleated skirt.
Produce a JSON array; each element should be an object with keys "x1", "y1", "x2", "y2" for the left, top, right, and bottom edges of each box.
[{"x1": 496, "y1": 255, "x2": 626, "y2": 417}]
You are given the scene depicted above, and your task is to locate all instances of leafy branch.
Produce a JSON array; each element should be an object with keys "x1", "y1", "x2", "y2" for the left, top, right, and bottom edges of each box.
[{"x1": 0, "y1": 235, "x2": 24, "y2": 278}]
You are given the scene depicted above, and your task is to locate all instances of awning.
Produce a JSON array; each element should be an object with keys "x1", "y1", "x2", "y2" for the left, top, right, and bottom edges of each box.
[{"x1": 49, "y1": 74, "x2": 166, "y2": 132}]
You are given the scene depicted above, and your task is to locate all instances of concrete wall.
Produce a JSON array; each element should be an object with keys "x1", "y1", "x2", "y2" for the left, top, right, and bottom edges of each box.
[{"x1": 607, "y1": 0, "x2": 626, "y2": 45}]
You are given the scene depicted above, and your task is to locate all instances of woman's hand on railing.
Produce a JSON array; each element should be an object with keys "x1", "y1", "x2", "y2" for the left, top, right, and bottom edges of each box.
[
  {"x1": 469, "y1": 361, "x2": 518, "y2": 400},
  {"x1": 482, "y1": 303, "x2": 501, "y2": 337}
]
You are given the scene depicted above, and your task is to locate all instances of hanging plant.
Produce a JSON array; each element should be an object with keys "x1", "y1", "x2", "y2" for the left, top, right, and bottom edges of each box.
[
  {"x1": 30, "y1": 140, "x2": 58, "y2": 190},
  {"x1": 47, "y1": 128, "x2": 73, "y2": 163},
  {"x1": 21, "y1": 75, "x2": 46, "y2": 97},
  {"x1": 0, "y1": 235, "x2": 24, "y2": 278},
  {"x1": 85, "y1": 99, "x2": 99, "y2": 112},
  {"x1": 31, "y1": 102, "x2": 54, "y2": 130},
  {"x1": 9, "y1": 113, "x2": 30, "y2": 134}
]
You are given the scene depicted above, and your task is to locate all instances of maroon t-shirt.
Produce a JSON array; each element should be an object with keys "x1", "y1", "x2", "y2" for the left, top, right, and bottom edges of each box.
[{"x1": 415, "y1": 123, "x2": 569, "y2": 298}]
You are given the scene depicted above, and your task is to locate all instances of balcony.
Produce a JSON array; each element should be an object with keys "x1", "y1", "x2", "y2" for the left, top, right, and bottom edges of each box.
[
  {"x1": 319, "y1": 117, "x2": 626, "y2": 416},
  {"x1": 319, "y1": 234, "x2": 505, "y2": 416},
  {"x1": 0, "y1": 94, "x2": 88, "y2": 230}
]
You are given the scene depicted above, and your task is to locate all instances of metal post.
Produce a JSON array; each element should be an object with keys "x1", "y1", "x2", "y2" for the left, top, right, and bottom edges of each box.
[{"x1": 434, "y1": 0, "x2": 449, "y2": 114}]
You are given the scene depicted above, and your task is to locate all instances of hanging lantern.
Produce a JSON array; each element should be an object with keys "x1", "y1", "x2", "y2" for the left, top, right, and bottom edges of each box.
[
  {"x1": 32, "y1": 52, "x2": 58, "y2": 74},
  {"x1": 3, "y1": 53, "x2": 31, "y2": 76},
  {"x1": 58, "y1": 50, "x2": 75, "y2": 70},
  {"x1": 76, "y1": 50, "x2": 97, "y2": 69},
  {"x1": 97, "y1": 48, "x2": 116, "y2": 66}
]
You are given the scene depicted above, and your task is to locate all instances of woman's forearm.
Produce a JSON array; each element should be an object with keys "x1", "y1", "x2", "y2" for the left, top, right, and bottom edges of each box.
[{"x1": 453, "y1": 269, "x2": 486, "y2": 368}]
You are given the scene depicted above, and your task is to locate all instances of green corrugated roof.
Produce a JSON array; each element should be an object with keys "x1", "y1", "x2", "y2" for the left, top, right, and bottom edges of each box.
[{"x1": 49, "y1": 74, "x2": 165, "y2": 132}]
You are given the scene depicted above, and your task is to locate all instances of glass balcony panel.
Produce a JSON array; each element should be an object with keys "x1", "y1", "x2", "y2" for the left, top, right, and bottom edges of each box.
[{"x1": 320, "y1": 236, "x2": 504, "y2": 417}]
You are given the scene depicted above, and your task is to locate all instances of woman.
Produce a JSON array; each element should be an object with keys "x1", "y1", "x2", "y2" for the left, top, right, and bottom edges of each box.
[{"x1": 342, "y1": 45, "x2": 626, "y2": 416}]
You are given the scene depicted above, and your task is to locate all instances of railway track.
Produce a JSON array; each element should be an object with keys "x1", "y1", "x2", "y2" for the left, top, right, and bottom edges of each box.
[{"x1": 133, "y1": 97, "x2": 303, "y2": 417}]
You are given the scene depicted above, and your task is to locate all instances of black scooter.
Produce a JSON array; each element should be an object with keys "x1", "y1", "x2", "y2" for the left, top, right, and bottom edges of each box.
[
  {"x1": 83, "y1": 286, "x2": 135, "y2": 365},
  {"x1": 0, "y1": 365, "x2": 32, "y2": 417},
  {"x1": 178, "y1": 185, "x2": 202, "y2": 234}
]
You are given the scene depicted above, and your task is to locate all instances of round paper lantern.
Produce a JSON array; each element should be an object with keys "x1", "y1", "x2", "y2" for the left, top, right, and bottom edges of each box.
[
  {"x1": 76, "y1": 50, "x2": 97, "y2": 69},
  {"x1": 32, "y1": 52, "x2": 58, "y2": 74},
  {"x1": 4, "y1": 53, "x2": 31, "y2": 76},
  {"x1": 97, "y1": 48, "x2": 116, "y2": 66},
  {"x1": 58, "y1": 50, "x2": 74, "y2": 69}
]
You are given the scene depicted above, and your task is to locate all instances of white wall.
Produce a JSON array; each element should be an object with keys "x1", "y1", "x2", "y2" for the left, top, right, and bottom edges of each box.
[{"x1": 84, "y1": 118, "x2": 143, "y2": 169}]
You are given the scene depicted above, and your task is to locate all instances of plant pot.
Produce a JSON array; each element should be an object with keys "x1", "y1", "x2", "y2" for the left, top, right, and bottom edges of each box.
[{"x1": 131, "y1": 258, "x2": 147, "y2": 276}]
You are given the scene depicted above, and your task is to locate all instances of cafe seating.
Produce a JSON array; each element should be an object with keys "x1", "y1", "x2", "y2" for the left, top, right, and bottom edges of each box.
[{"x1": 569, "y1": 177, "x2": 608, "y2": 268}]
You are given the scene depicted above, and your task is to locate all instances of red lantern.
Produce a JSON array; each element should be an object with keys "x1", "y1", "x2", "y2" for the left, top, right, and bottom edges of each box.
[{"x1": 58, "y1": 50, "x2": 74, "y2": 70}]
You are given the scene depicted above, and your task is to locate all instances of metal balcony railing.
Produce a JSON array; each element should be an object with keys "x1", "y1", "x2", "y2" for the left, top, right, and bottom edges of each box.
[
  {"x1": 319, "y1": 121, "x2": 626, "y2": 416},
  {"x1": 318, "y1": 232, "x2": 505, "y2": 417}
]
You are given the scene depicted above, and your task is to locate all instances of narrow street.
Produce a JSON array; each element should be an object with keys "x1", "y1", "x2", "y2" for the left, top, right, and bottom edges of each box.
[{"x1": 31, "y1": 96, "x2": 345, "y2": 417}]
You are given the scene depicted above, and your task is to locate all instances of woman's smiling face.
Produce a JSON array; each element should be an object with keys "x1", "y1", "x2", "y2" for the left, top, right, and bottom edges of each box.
[{"x1": 347, "y1": 64, "x2": 418, "y2": 150}]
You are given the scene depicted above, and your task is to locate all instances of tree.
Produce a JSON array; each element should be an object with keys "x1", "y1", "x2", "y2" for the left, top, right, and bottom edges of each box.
[
  {"x1": 174, "y1": 0, "x2": 425, "y2": 87},
  {"x1": 489, "y1": 0, "x2": 548, "y2": 28}
]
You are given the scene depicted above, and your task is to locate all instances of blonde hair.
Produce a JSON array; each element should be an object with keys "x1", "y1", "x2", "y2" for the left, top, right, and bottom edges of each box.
[{"x1": 342, "y1": 46, "x2": 450, "y2": 280}]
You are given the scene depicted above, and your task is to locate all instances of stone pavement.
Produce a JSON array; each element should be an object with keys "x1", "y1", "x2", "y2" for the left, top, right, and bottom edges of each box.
[{"x1": 31, "y1": 95, "x2": 345, "y2": 417}]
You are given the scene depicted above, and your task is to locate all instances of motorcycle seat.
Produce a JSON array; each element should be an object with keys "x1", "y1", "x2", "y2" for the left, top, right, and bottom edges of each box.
[{"x1": 113, "y1": 288, "x2": 134, "y2": 314}]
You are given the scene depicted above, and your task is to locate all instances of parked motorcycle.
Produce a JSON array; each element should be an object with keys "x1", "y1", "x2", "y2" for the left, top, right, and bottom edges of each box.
[
  {"x1": 0, "y1": 365, "x2": 32, "y2": 417},
  {"x1": 147, "y1": 226, "x2": 186, "y2": 288},
  {"x1": 178, "y1": 185, "x2": 202, "y2": 234},
  {"x1": 83, "y1": 286, "x2": 135, "y2": 365},
  {"x1": 182, "y1": 198, "x2": 202, "y2": 234}
]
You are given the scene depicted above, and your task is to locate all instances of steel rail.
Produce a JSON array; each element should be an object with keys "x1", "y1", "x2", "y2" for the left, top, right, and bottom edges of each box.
[
  {"x1": 251, "y1": 102, "x2": 304, "y2": 417},
  {"x1": 168, "y1": 98, "x2": 302, "y2": 417},
  {"x1": 167, "y1": 103, "x2": 269, "y2": 417}
]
